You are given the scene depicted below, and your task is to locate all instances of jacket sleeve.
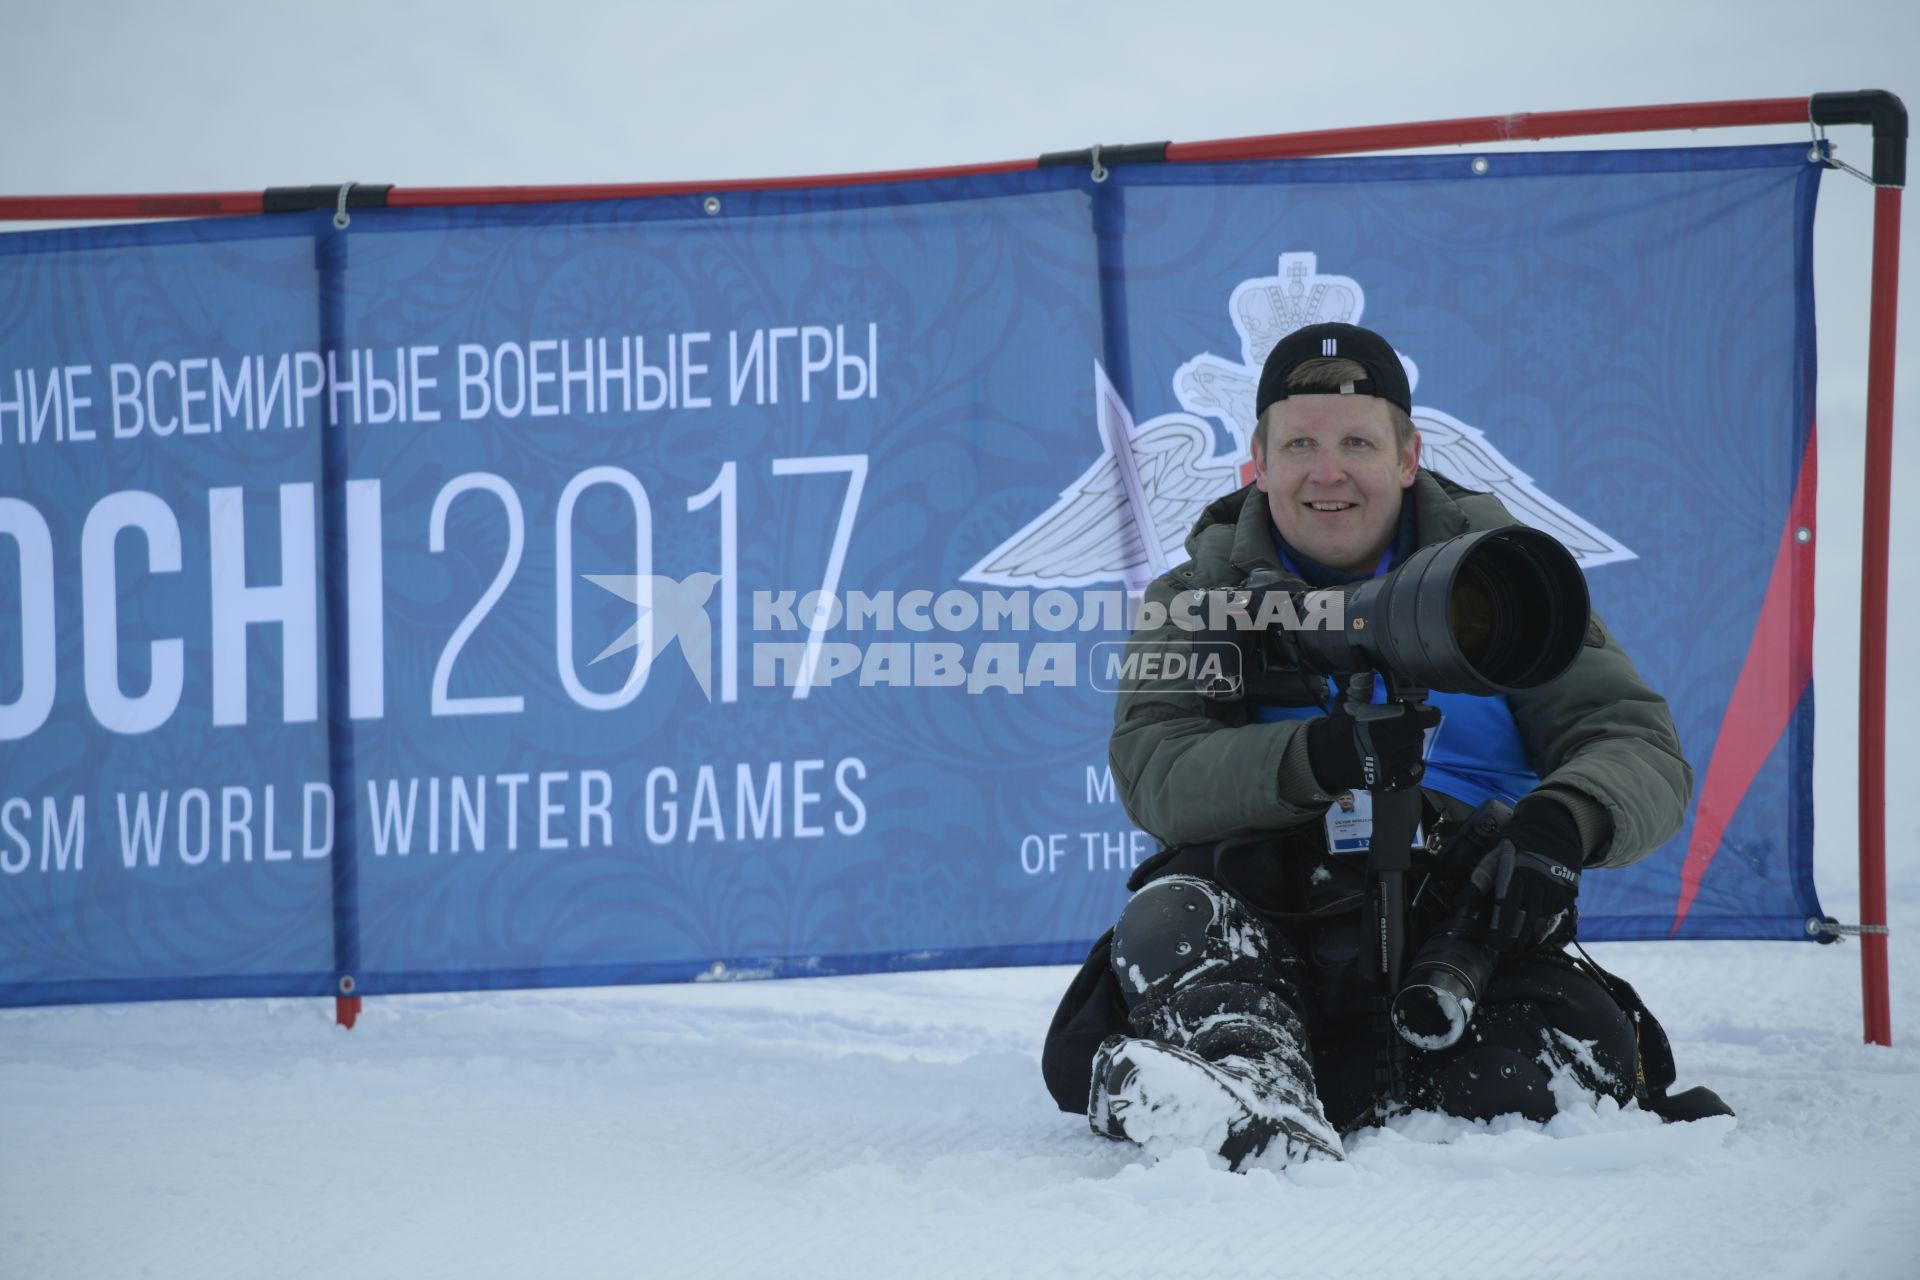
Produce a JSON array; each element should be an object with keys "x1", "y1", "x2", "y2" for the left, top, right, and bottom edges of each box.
[
  {"x1": 1509, "y1": 609, "x2": 1694, "y2": 869},
  {"x1": 1107, "y1": 572, "x2": 1330, "y2": 847}
]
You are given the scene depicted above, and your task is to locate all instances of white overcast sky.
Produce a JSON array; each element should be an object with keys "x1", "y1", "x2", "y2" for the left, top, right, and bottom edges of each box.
[
  {"x1": 0, "y1": 1, "x2": 1909, "y2": 193},
  {"x1": 5, "y1": 0, "x2": 1919, "y2": 884}
]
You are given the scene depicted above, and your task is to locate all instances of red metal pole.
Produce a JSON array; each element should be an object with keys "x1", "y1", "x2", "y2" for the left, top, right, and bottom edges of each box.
[
  {"x1": 0, "y1": 96, "x2": 1814, "y2": 222},
  {"x1": 0, "y1": 192, "x2": 267, "y2": 220},
  {"x1": 385, "y1": 157, "x2": 1040, "y2": 209},
  {"x1": 335, "y1": 996, "x2": 361, "y2": 1030},
  {"x1": 1163, "y1": 98, "x2": 1810, "y2": 163},
  {"x1": 1858, "y1": 185, "x2": 1901, "y2": 1047},
  {"x1": 0, "y1": 160, "x2": 1040, "y2": 222}
]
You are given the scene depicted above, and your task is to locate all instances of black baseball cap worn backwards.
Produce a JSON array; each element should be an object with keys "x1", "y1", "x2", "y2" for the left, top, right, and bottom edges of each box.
[{"x1": 1255, "y1": 321, "x2": 1413, "y2": 418}]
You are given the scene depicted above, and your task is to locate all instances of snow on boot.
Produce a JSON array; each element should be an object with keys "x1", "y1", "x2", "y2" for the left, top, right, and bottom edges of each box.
[
  {"x1": 1095, "y1": 875, "x2": 1343, "y2": 1169},
  {"x1": 1090, "y1": 1034, "x2": 1344, "y2": 1170},
  {"x1": 1132, "y1": 980, "x2": 1342, "y2": 1167}
]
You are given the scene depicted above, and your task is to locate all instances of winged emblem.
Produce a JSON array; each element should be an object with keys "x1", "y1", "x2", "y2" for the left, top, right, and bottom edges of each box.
[
  {"x1": 964, "y1": 365, "x2": 1235, "y2": 591},
  {"x1": 1412, "y1": 408, "x2": 1633, "y2": 568},
  {"x1": 962, "y1": 252, "x2": 1634, "y2": 590}
]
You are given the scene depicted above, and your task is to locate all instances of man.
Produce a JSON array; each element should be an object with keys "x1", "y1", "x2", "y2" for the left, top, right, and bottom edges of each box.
[{"x1": 1042, "y1": 321, "x2": 1715, "y2": 1169}]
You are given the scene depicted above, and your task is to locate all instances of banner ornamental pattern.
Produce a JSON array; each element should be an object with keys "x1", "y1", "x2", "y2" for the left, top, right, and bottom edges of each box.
[{"x1": 0, "y1": 144, "x2": 1823, "y2": 1006}]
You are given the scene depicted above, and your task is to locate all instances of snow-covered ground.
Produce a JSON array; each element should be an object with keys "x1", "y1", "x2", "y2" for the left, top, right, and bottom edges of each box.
[{"x1": 3, "y1": 938, "x2": 1917, "y2": 1279}]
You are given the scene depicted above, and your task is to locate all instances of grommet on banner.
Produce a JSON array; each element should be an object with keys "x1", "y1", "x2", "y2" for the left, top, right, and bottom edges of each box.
[
  {"x1": 1471, "y1": 156, "x2": 1490, "y2": 175},
  {"x1": 333, "y1": 183, "x2": 354, "y2": 229},
  {"x1": 338, "y1": 974, "x2": 357, "y2": 994},
  {"x1": 703, "y1": 196, "x2": 721, "y2": 216},
  {"x1": 1090, "y1": 144, "x2": 1109, "y2": 184}
]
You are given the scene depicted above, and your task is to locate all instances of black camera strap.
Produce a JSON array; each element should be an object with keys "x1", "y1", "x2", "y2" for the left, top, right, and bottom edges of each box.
[
  {"x1": 1565, "y1": 940, "x2": 1736, "y2": 1123},
  {"x1": 1566, "y1": 941, "x2": 1677, "y2": 1100}
]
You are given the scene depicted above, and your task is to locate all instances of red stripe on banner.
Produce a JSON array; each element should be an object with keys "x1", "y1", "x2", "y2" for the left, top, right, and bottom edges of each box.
[{"x1": 1670, "y1": 430, "x2": 1818, "y2": 934}]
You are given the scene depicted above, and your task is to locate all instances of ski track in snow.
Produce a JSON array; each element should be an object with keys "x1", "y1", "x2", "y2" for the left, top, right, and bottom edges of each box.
[{"x1": 3, "y1": 940, "x2": 1917, "y2": 1279}]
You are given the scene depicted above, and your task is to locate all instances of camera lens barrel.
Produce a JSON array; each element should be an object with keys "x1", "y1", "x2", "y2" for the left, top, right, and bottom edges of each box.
[
  {"x1": 1295, "y1": 526, "x2": 1590, "y2": 696},
  {"x1": 1393, "y1": 926, "x2": 1500, "y2": 1050},
  {"x1": 1392, "y1": 967, "x2": 1477, "y2": 1051}
]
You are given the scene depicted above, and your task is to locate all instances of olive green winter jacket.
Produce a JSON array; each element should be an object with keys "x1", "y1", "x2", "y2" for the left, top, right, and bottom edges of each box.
[{"x1": 1108, "y1": 472, "x2": 1692, "y2": 869}]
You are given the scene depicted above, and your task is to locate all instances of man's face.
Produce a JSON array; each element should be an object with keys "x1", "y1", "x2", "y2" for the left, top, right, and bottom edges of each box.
[{"x1": 1252, "y1": 395, "x2": 1420, "y2": 573}]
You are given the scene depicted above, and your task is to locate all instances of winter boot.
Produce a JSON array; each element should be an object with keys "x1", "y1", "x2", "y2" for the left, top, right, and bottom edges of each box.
[
  {"x1": 1091, "y1": 876, "x2": 1343, "y2": 1169},
  {"x1": 1090, "y1": 1025, "x2": 1343, "y2": 1169}
]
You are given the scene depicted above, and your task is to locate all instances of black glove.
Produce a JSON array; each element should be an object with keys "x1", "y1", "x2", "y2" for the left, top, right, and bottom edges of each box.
[
  {"x1": 1304, "y1": 700, "x2": 1442, "y2": 794},
  {"x1": 1473, "y1": 796, "x2": 1585, "y2": 956}
]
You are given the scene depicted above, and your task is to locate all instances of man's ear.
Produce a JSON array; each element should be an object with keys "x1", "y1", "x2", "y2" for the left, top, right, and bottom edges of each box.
[
  {"x1": 1400, "y1": 430, "x2": 1421, "y2": 486},
  {"x1": 1251, "y1": 424, "x2": 1270, "y2": 492}
]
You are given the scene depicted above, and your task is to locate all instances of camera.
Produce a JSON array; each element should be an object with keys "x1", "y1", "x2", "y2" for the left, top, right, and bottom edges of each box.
[
  {"x1": 1391, "y1": 800, "x2": 1512, "y2": 1051},
  {"x1": 1193, "y1": 526, "x2": 1594, "y2": 1056},
  {"x1": 1200, "y1": 525, "x2": 1592, "y2": 703}
]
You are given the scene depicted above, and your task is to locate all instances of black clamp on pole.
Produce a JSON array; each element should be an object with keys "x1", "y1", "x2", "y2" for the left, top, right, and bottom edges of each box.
[
  {"x1": 262, "y1": 183, "x2": 395, "y2": 215},
  {"x1": 1038, "y1": 141, "x2": 1169, "y2": 182},
  {"x1": 1809, "y1": 91, "x2": 1906, "y2": 187}
]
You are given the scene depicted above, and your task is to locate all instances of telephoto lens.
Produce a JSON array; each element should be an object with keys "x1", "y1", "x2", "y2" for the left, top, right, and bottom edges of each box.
[
  {"x1": 1295, "y1": 525, "x2": 1591, "y2": 696},
  {"x1": 1196, "y1": 526, "x2": 1589, "y2": 705}
]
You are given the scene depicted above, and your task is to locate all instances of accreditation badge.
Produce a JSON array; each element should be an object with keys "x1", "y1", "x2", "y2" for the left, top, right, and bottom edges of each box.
[{"x1": 1322, "y1": 715, "x2": 1442, "y2": 853}]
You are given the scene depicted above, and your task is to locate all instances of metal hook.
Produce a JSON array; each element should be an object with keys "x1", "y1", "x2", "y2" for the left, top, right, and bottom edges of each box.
[
  {"x1": 1829, "y1": 152, "x2": 1876, "y2": 185},
  {"x1": 1090, "y1": 144, "x2": 1109, "y2": 184},
  {"x1": 1807, "y1": 113, "x2": 1874, "y2": 185},
  {"x1": 1807, "y1": 918, "x2": 1890, "y2": 937},
  {"x1": 333, "y1": 183, "x2": 354, "y2": 230}
]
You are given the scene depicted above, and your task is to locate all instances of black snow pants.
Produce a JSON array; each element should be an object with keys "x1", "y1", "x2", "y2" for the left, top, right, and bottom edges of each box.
[{"x1": 1044, "y1": 838, "x2": 1642, "y2": 1133}]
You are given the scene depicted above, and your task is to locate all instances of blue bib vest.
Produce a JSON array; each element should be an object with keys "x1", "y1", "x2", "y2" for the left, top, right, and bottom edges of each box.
[{"x1": 1251, "y1": 518, "x2": 1540, "y2": 810}]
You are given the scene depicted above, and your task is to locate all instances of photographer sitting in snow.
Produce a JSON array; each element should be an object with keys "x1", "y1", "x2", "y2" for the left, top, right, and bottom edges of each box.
[{"x1": 1043, "y1": 322, "x2": 1727, "y2": 1169}]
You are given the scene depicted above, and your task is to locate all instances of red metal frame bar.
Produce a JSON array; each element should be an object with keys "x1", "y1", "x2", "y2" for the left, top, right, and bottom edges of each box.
[
  {"x1": 0, "y1": 97, "x2": 1812, "y2": 221},
  {"x1": 1858, "y1": 186, "x2": 1901, "y2": 1047},
  {"x1": 0, "y1": 97, "x2": 1895, "y2": 1047},
  {"x1": 0, "y1": 191, "x2": 271, "y2": 221},
  {"x1": 385, "y1": 158, "x2": 1041, "y2": 209},
  {"x1": 0, "y1": 161, "x2": 1044, "y2": 222},
  {"x1": 1165, "y1": 98, "x2": 1811, "y2": 162}
]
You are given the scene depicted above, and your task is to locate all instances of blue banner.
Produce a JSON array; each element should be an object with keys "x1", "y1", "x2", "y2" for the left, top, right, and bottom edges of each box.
[{"x1": 0, "y1": 143, "x2": 1823, "y2": 1006}]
